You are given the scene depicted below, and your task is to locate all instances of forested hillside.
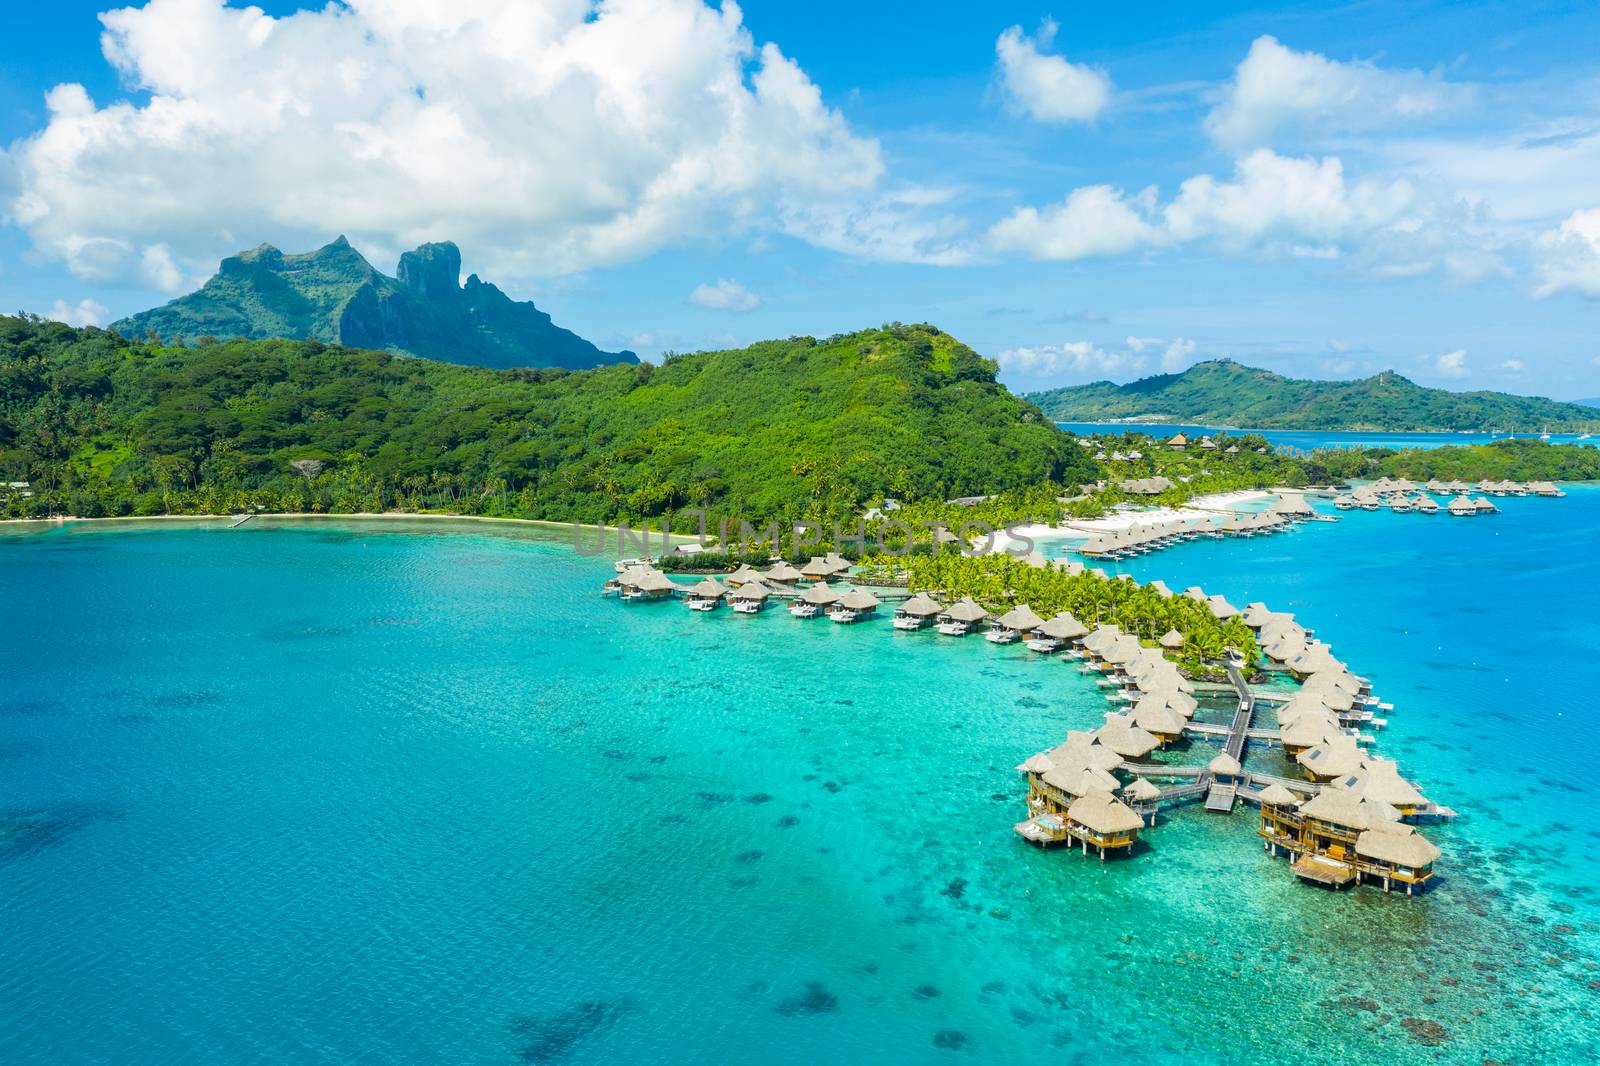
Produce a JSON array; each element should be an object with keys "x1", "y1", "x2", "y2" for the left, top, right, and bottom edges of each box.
[
  {"x1": 0, "y1": 317, "x2": 1092, "y2": 524},
  {"x1": 1027, "y1": 359, "x2": 1600, "y2": 431}
]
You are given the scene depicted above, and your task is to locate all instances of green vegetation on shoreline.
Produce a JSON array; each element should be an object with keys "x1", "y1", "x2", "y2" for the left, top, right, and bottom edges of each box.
[
  {"x1": 1026, "y1": 359, "x2": 1600, "y2": 432},
  {"x1": 878, "y1": 551, "x2": 1258, "y2": 679},
  {"x1": 0, "y1": 315, "x2": 1092, "y2": 525}
]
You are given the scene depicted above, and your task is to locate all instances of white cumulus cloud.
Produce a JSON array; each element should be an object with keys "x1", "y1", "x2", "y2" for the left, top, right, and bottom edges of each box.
[
  {"x1": 1433, "y1": 350, "x2": 1470, "y2": 379},
  {"x1": 991, "y1": 148, "x2": 1494, "y2": 281},
  {"x1": 688, "y1": 278, "x2": 761, "y2": 311},
  {"x1": 1533, "y1": 208, "x2": 1600, "y2": 298},
  {"x1": 994, "y1": 20, "x2": 1111, "y2": 124},
  {"x1": 988, "y1": 184, "x2": 1160, "y2": 260},
  {"x1": 4, "y1": 0, "x2": 926, "y2": 288},
  {"x1": 1500, "y1": 359, "x2": 1525, "y2": 372},
  {"x1": 1206, "y1": 35, "x2": 1474, "y2": 151},
  {"x1": 997, "y1": 334, "x2": 1200, "y2": 383},
  {"x1": 44, "y1": 297, "x2": 111, "y2": 327}
]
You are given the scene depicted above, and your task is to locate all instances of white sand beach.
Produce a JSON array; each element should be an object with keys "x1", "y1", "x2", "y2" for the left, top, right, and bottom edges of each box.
[{"x1": 986, "y1": 489, "x2": 1275, "y2": 554}]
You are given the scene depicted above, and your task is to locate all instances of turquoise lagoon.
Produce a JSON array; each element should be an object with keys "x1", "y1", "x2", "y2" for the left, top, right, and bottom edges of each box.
[{"x1": 3, "y1": 495, "x2": 1599, "y2": 1064}]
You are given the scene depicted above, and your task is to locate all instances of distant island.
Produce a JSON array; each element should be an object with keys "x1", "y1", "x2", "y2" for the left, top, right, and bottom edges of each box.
[
  {"x1": 1025, "y1": 359, "x2": 1599, "y2": 432},
  {"x1": 111, "y1": 237, "x2": 636, "y2": 371}
]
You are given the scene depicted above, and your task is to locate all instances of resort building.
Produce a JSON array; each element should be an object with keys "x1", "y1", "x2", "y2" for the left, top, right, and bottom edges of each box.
[
  {"x1": 988, "y1": 604, "x2": 1046, "y2": 643},
  {"x1": 1028, "y1": 611, "x2": 1088, "y2": 653},
  {"x1": 1258, "y1": 787, "x2": 1438, "y2": 893},
  {"x1": 729, "y1": 579, "x2": 772, "y2": 614},
  {"x1": 790, "y1": 581, "x2": 841, "y2": 618},
  {"x1": 936, "y1": 597, "x2": 990, "y2": 636},
  {"x1": 617, "y1": 565, "x2": 677, "y2": 601},
  {"x1": 892, "y1": 593, "x2": 944, "y2": 630},
  {"x1": 829, "y1": 588, "x2": 881, "y2": 624},
  {"x1": 685, "y1": 577, "x2": 727, "y2": 611},
  {"x1": 764, "y1": 561, "x2": 804, "y2": 584}
]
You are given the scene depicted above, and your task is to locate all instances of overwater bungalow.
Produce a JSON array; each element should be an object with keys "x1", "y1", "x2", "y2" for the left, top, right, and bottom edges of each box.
[
  {"x1": 1100, "y1": 634, "x2": 1146, "y2": 671},
  {"x1": 1081, "y1": 624, "x2": 1123, "y2": 657},
  {"x1": 1354, "y1": 822, "x2": 1442, "y2": 894},
  {"x1": 1208, "y1": 751, "x2": 1242, "y2": 782},
  {"x1": 892, "y1": 593, "x2": 944, "y2": 630},
  {"x1": 936, "y1": 597, "x2": 991, "y2": 636},
  {"x1": 1446, "y1": 495, "x2": 1479, "y2": 517},
  {"x1": 988, "y1": 604, "x2": 1046, "y2": 644},
  {"x1": 1296, "y1": 734, "x2": 1366, "y2": 782},
  {"x1": 1122, "y1": 777, "x2": 1163, "y2": 823},
  {"x1": 1260, "y1": 787, "x2": 1436, "y2": 893},
  {"x1": 685, "y1": 577, "x2": 728, "y2": 611},
  {"x1": 1285, "y1": 642, "x2": 1345, "y2": 678},
  {"x1": 1130, "y1": 696, "x2": 1188, "y2": 744},
  {"x1": 729, "y1": 579, "x2": 773, "y2": 614},
  {"x1": 1028, "y1": 611, "x2": 1088, "y2": 653},
  {"x1": 1055, "y1": 791, "x2": 1145, "y2": 858},
  {"x1": 1095, "y1": 715, "x2": 1161, "y2": 760},
  {"x1": 617, "y1": 565, "x2": 677, "y2": 601},
  {"x1": 800, "y1": 556, "x2": 836, "y2": 580},
  {"x1": 1414, "y1": 495, "x2": 1440, "y2": 514},
  {"x1": 764, "y1": 561, "x2": 805, "y2": 584},
  {"x1": 790, "y1": 581, "x2": 841, "y2": 618},
  {"x1": 1333, "y1": 493, "x2": 1356, "y2": 510},
  {"x1": 1529, "y1": 480, "x2": 1565, "y2": 497},
  {"x1": 1278, "y1": 709, "x2": 1344, "y2": 757},
  {"x1": 824, "y1": 552, "x2": 853, "y2": 575},
  {"x1": 725, "y1": 564, "x2": 764, "y2": 587},
  {"x1": 829, "y1": 588, "x2": 881, "y2": 624},
  {"x1": 1473, "y1": 496, "x2": 1498, "y2": 514},
  {"x1": 1333, "y1": 757, "x2": 1427, "y2": 816}
]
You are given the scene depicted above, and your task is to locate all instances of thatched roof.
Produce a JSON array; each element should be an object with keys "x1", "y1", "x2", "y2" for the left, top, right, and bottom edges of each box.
[
  {"x1": 1208, "y1": 752, "x2": 1242, "y2": 776},
  {"x1": 798, "y1": 581, "x2": 842, "y2": 605},
  {"x1": 629, "y1": 570, "x2": 676, "y2": 593},
  {"x1": 689, "y1": 577, "x2": 728, "y2": 598},
  {"x1": 800, "y1": 556, "x2": 835, "y2": 577},
  {"x1": 1094, "y1": 717, "x2": 1160, "y2": 759},
  {"x1": 1341, "y1": 758, "x2": 1425, "y2": 807},
  {"x1": 1257, "y1": 783, "x2": 1299, "y2": 806},
  {"x1": 1037, "y1": 612, "x2": 1088, "y2": 639},
  {"x1": 1159, "y1": 628, "x2": 1184, "y2": 649},
  {"x1": 995, "y1": 604, "x2": 1046, "y2": 631},
  {"x1": 1068, "y1": 790, "x2": 1145, "y2": 835},
  {"x1": 1298, "y1": 787, "x2": 1372, "y2": 829},
  {"x1": 1297, "y1": 735, "x2": 1364, "y2": 777},
  {"x1": 896, "y1": 593, "x2": 944, "y2": 617},
  {"x1": 838, "y1": 588, "x2": 881, "y2": 610},
  {"x1": 764, "y1": 561, "x2": 804, "y2": 582},
  {"x1": 730, "y1": 579, "x2": 772, "y2": 601},
  {"x1": 1131, "y1": 698, "x2": 1186, "y2": 736},
  {"x1": 1122, "y1": 777, "x2": 1162, "y2": 801},
  {"x1": 939, "y1": 597, "x2": 990, "y2": 623},
  {"x1": 1355, "y1": 825, "x2": 1441, "y2": 867},
  {"x1": 726, "y1": 564, "x2": 764, "y2": 585}
]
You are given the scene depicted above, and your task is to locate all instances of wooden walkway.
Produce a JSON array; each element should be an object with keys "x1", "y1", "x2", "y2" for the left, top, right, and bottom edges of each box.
[
  {"x1": 1200, "y1": 659, "x2": 1257, "y2": 814},
  {"x1": 228, "y1": 512, "x2": 257, "y2": 528}
]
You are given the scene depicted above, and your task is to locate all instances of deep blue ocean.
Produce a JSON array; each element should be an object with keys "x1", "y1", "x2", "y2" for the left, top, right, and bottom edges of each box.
[{"x1": 4, "y1": 493, "x2": 1599, "y2": 1064}]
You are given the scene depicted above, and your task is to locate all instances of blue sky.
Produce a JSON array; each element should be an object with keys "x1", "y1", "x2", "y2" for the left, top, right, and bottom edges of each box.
[{"x1": 3, "y1": 1, "x2": 1599, "y2": 398}]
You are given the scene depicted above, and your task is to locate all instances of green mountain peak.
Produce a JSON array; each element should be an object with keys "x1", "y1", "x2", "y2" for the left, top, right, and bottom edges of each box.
[{"x1": 112, "y1": 237, "x2": 634, "y2": 371}]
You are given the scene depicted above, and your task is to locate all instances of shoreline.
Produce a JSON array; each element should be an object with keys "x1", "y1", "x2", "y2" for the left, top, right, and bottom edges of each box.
[
  {"x1": 0, "y1": 511, "x2": 700, "y2": 544},
  {"x1": 987, "y1": 489, "x2": 1274, "y2": 553}
]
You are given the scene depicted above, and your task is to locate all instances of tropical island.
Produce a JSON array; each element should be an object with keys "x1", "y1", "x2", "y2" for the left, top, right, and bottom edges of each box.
[
  {"x1": 4, "y1": 315, "x2": 1598, "y2": 529},
  {"x1": 110, "y1": 236, "x2": 637, "y2": 371},
  {"x1": 1025, "y1": 358, "x2": 1600, "y2": 432}
]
